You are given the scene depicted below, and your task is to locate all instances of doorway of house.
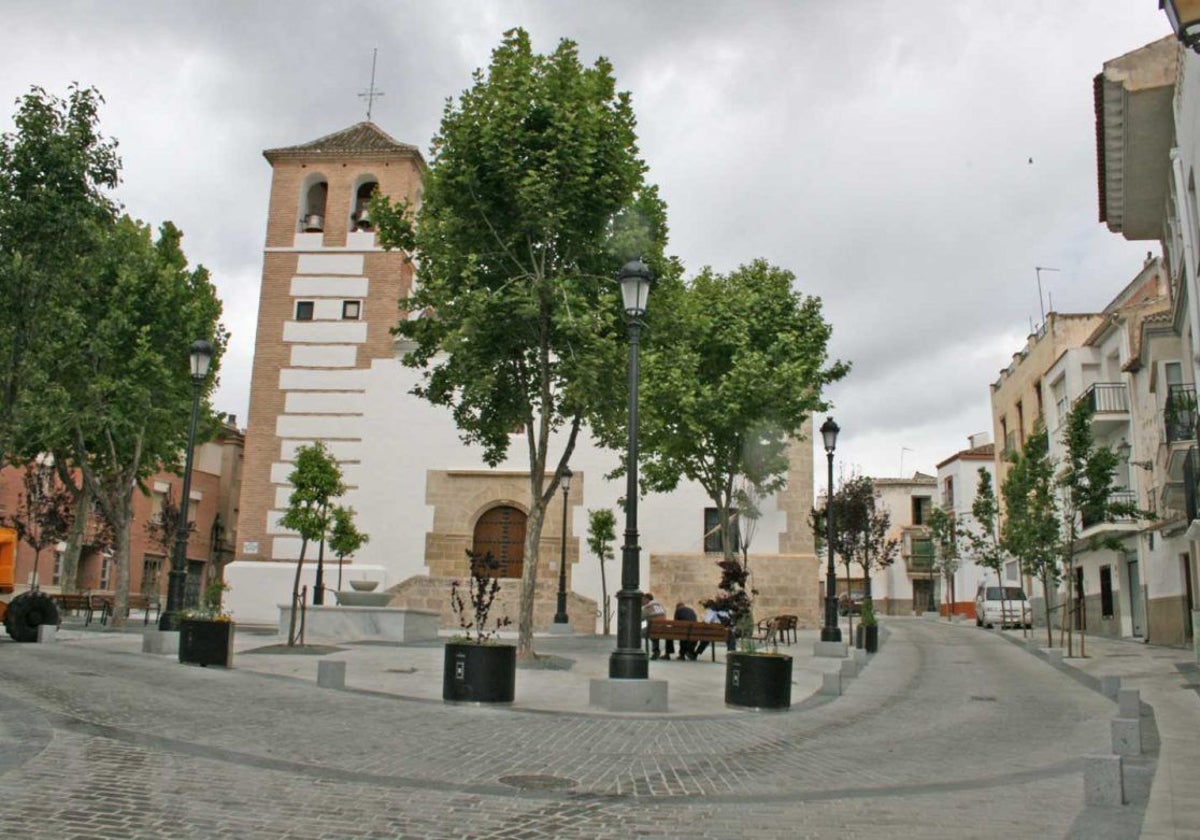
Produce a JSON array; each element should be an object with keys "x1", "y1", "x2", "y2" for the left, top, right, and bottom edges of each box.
[
  {"x1": 472, "y1": 506, "x2": 527, "y2": 579},
  {"x1": 1127, "y1": 558, "x2": 1144, "y2": 637},
  {"x1": 912, "y1": 579, "x2": 936, "y2": 614},
  {"x1": 1184, "y1": 554, "x2": 1195, "y2": 642}
]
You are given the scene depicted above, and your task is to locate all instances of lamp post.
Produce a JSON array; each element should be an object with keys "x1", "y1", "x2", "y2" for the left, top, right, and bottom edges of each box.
[
  {"x1": 30, "y1": 452, "x2": 55, "y2": 590},
  {"x1": 820, "y1": 417, "x2": 842, "y2": 643},
  {"x1": 160, "y1": 339, "x2": 214, "y2": 631},
  {"x1": 1162, "y1": 0, "x2": 1200, "y2": 52},
  {"x1": 553, "y1": 468, "x2": 573, "y2": 626},
  {"x1": 610, "y1": 258, "x2": 652, "y2": 680}
]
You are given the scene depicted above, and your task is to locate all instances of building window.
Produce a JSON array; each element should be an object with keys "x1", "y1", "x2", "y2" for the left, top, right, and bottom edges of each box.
[
  {"x1": 142, "y1": 555, "x2": 163, "y2": 597},
  {"x1": 295, "y1": 301, "x2": 314, "y2": 321},
  {"x1": 942, "y1": 477, "x2": 954, "y2": 509},
  {"x1": 911, "y1": 496, "x2": 931, "y2": 526},
  {"x1": 52, "y1": 550, "x2": 63, "y2": 586},
  {"x1": 99, "y1": 554, "x2": 113, "y2": 590},
  {"x1": 703, "y1": 508, "x2": 740, "y2": 554},
  {"x1": 1100, "y1": 565, "x2": 1114, "y2": 618},
  {"x1": 342, "y1": 300, "x2": 361, "y2": 320}
]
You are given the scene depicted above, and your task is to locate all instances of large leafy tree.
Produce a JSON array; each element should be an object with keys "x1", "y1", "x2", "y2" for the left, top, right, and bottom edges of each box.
[
  {"x1": 372, "y1": 28, "x2": 667, "y2": 658},
  {"x1": 1001, "y1": 425, "x2": 1060, "y2": 646},
  {"x1": 638, "y1": 259, "x2": 849, "y2": 569},
  {"x1": 0, "y1": 85, "x2": 120, "y2": 449},
  {"x1": 812, "y1": 475, "x2": 896, "y2": 622},
  {"x1": 24, "y1": 216, "x2": 224, "y2": 625}
]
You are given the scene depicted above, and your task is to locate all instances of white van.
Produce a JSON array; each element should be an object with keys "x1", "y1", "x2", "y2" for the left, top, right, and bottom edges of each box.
[{"x1": 974, "y1": 583, "x2": 1032, "y2": 629}]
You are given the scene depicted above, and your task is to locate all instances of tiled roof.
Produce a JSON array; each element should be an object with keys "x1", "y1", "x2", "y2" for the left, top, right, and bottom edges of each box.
[{"x1": 264, "y1": 121, "x2": 424, "y2": 163}]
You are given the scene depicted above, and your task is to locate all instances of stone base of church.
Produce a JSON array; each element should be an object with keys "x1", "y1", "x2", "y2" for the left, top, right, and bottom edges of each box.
[
  {"x1": 388, "y1": 575, "x2": 599, "y2": 633},
  {"x1": 649, "y1": 552, "x2": 821, "y2": 627}
]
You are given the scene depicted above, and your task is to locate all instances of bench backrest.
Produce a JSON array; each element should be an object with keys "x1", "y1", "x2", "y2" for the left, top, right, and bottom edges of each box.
[{"x1": 649, "y1": 619, "x2": 727, "y2": 640}]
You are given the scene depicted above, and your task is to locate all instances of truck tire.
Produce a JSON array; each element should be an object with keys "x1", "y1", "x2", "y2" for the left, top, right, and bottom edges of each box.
[{"x1": 3, "y1": 591, "x2": 60, "y2": 643}]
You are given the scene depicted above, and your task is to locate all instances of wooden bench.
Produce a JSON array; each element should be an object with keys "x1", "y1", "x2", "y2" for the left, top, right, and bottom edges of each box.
[
  {"x1": 755, "y1": 614, "x2": 798, "y2": 646},
  {"x1": 90, "y1": 595, "x2": 113, "y2": 625},
  {"x1": 127, "y1": 594, "x2": 161, "y2": 626},
  {"x1": 645, "y1": 619, "x2": 729, "y2": 661},
  {"x1": 52, "y1": 593, "x2": 98, "y2": 625}
]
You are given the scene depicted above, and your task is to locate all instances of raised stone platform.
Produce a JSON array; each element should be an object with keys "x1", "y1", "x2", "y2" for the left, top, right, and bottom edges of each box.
[
  {"x1": 589, "y1": 677, "x2": 669, "y2": 712},
  {"x1": 278, "y1": 605, "x2": 440, "y2": 643}
]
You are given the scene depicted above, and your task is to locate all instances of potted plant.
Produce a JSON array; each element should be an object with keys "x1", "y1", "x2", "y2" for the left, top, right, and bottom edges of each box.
[
  {"x1": 860, "y1": 597, "x2": 879, "y2": 653},
  {"x1": 179, "y1": 578, "x2": 235, "y2": 667},
  {"x1": 705, "y1": 557, "x2": 793, "y2": 710},
  {"x1": 443, "y1": 551, "x2": 515, "y2": 703}
]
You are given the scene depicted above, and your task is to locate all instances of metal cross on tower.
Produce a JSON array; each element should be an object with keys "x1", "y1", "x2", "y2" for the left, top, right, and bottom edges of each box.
[{"x1": 359, "y1": 48, "x2": 385, "y2": 121}]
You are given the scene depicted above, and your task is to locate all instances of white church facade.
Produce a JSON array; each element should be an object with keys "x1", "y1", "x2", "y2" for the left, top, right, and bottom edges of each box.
[{"x1": 225, "y1": 121, "x2": 820, "y2": 631}]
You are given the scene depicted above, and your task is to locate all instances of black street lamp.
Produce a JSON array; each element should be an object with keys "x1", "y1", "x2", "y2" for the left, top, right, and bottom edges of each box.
[
  {"x1": 610, "y1": 258, "x2": 652, "y2": 680},
  {"x1": 1162, "y1": 0, "x2": 1200, "y2": 52},
  {"x1": 160, "y1": 339, "x2": 214, "y2": 631},
  {"x1": 553, "y1": 467, "x2": 573, "y2": 625},
  {"x1": 820, "y1": 417, "x2": 842, "y2": 643}
]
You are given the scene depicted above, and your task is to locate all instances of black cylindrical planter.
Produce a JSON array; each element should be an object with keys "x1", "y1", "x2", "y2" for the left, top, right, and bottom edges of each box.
[
  {"x1": 725, "y1": 652, "x2": 792, "y2": 710},
  {"x1": 854, "y1": 624, "x2": 864, "y2": 650},
  {"x1": 863, "y1": 625, "x2": 879, "y2": 653},
  {"x1": 443, "y1": 642, "x2": 516, "y2": 703},
  {"x1": 179, "y1": 619, "x2": 235, "y2": 667}
]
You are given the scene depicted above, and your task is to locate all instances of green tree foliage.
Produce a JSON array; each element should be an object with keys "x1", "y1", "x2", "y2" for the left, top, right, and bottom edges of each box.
[
  {"x1": 0, "y1": 85, "x2": 120, "y2": 447},
  {"x1": 1000, "y1": 425, "x2": 1060, "y2": 645},
  {"x1": 967, "y1": 467, "x2": 1004, "y2": 584},
  {"x1": 926, "y1": 505, "x2": 960, "y2": 620},
  {"x1": 371, "y1": 28, "x2": 667, "y2": 658},
  {"x1": 586, "y1": 508, "x2": 616, "y2": 635},
  {"x1": 28, "y1": 217, "x2": 224, "y2": 625},
  {"x1": 328, "y1": 505, "x2": 369, "y2": 591},
  {"x1": 640, "y1": 260, "x2": 848, "y2": 571},
  {"x1": 812, "y1": 475, "x2": 895, "y2": 606},
  {"x1": 279, "y1": 442, "x2": 346, "y2": 645}
]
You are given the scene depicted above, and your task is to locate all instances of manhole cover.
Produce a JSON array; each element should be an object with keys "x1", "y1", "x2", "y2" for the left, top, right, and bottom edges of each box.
[
  {"x1": 498, "y1": 775, "x2": 577, "y2": 791},
  {"x1": 386, "y1": 667, "x2": 417, "y2": 674},
  {"x1": 970, "y1": 695, "x2": 997, "y2": 702},
  {"x1": 70, "y1": 671, "x2": 101, "y2": 677}
]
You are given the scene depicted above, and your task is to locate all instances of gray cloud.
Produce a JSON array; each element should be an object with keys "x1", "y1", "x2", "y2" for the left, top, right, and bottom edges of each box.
[{"x1": 0, "y1": 1, "x2": 1172, "y2": 475}]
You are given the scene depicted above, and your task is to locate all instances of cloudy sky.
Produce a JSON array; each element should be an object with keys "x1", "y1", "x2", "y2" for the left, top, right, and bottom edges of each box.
[{"x1": 0, "y1": 1, "x2": 1173, "y2": 481}]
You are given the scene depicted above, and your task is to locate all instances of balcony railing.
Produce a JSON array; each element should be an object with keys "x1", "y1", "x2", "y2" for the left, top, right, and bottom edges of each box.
[
  {"x1": 1080, "y1": 490, "x2": 1139, "y2": 529},
  {"x1": 906, "y1": 536, "x2": 935, "y2": 572},
  {"x1": 1079, "y1": 382, "x2": 1129, "y2": 414},
  {"x1": 1164, "y1": 384, "x2": 1197, "y2": 444}
]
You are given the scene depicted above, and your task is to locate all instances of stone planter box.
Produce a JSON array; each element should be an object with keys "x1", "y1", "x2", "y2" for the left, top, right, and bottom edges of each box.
[
  {"x1": 179, "y1": 619, "x2": 234, "y2": 667},
  {"x1": 725, "y1": 651, "x2": 792, "y2": 710},
  {"x1": 443, "y1": 642, "x2": 516, "y2": 703}
]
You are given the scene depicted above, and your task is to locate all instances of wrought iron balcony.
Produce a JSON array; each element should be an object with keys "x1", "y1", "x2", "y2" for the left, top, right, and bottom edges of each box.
[
  {"x1": 1079, "y1": 382, "x2": 1129, "y2": 414},
  {"x1": 905, "y1": 534, "x2": 935, "y2": 573},
  {"x1": 1164, "y1": 384, "x2": 1197, "y2": 444},
  {"x1": 1080, "y1": 490, "x2": 1139, "y2": 529}
]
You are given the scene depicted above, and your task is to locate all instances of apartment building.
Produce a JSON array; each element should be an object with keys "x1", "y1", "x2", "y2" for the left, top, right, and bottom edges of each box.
[{"x1": 934, "y1": 434, "x2": 997, "y2": 616}]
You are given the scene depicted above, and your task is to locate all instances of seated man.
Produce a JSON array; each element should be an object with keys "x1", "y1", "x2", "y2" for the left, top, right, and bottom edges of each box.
[
  {"x1": 693, "y1": 604, "x2": 732, "y2": 659},
  {"x1": 641, "y1": 592, "x2": 667, "y2": 660},
  {"x1": 665, "y1": 601, "x2": 698, "y2": 661}
]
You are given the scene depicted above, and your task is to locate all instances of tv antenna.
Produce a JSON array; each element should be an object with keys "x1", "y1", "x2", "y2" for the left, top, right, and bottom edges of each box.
[
  {"x1": 900, "y1": 446, "x2": 914, "y2": 477},
  {"x1": 1035, "y1": 266, "x2": 1060, "y2": 326},
  {"x1": 359, "y1": 48, "x2": 385, "y2": 121}
]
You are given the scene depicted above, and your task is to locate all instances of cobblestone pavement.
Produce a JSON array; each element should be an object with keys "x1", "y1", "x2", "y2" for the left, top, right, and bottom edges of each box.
[{"x1": 0, "y1": 619, "x2": 1142, "y2": 838}]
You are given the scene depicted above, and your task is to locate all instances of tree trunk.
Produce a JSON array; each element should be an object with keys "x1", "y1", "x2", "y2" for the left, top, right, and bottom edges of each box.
[
  {"x1": 60, "y1": 482, "x2": 92, "y2": 594},
  {"x1": 517, "y1": 502, "x2": 547, "y2": 659},
  {"x1": 600, "y1": 550, "x2": 610, "y2": 636},
  {"x1": 287, "y1": 538, "x2": 309, "y2": 646},
  {"x1": 110, "y1": 496, "x2": 133, "y2": 626}
]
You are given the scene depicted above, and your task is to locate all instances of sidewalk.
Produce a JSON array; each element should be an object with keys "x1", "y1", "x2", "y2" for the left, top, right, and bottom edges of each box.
[
  {"x1": 48, "y1": 620, "x2": 862, "y2": 717},
  {"x1": 995, "y1": 626, "x2": 1200, "y2": 839}
]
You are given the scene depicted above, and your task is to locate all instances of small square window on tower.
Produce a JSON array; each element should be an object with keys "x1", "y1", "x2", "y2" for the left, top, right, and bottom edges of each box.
[
  {"x1": 342, "y1": 300, "x2": 361, "y2": 320},
  {"x1": 295, "y1": 301, "x2": 315, "y2": 321}
]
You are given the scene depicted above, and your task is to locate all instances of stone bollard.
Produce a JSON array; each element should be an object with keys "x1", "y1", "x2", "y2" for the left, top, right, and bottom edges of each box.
[
  {"x1": 317, "y1": 660, "x2": 346, "y2": 690},
  {"x1": 813, "y1": 640, "x2": 848, "y2": 659},
  {"x1": 840, "y1": 658, "x2": 859, "y2": 679},
  {"x1": 1084, "y1": 754, "x2": 1125, "y2": 806},
  {"x1": 1117, "y1": 688, "x2": 1141, "y2": 719},
  {"x1": 852, "y1": 648, "x2": 868, "y2": 668},
  {"x1": 820, "y1": 672, "x2": 842, "y2": 696},
  {"x1": 1043, "y1": 648, "x2": 1064, "y2": 665},
  {"x1": 37, "y1": 624, "x2": 58, "y2": 643},
  {"x1": 1100, "y1": 675, "x2": 1121, "y2": 699},
  {"x1": 1111, "y1": 718, "x2": 1142, "y2": 757}
]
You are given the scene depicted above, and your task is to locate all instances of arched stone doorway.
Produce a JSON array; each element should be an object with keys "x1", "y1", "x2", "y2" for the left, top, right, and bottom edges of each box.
[{"x1": 472, "y1": 506, "x2": 526, "y2": 579}]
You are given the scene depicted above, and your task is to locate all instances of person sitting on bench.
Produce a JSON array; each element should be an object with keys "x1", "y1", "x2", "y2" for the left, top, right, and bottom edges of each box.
[
  {"x1": 693, "y1": 604, "x2": 732, "y2": 659},
  {"x1": 664, "y1": 601, "x2": 698, "y2": 660},
  {"x1": 641, "y1": 593, "x2": 667, "y2": 660}
]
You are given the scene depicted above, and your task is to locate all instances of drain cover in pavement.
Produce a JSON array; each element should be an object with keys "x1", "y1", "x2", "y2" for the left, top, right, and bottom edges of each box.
[
  {"x1": 498, "y1": 775, "x2": 577, "y2": 791},
  {"x1": 970, "y1": 695, "x2": 997, "y2": 702},
  {"x1": 70, "y1": 671, "x2": 101, "y2": 677}
]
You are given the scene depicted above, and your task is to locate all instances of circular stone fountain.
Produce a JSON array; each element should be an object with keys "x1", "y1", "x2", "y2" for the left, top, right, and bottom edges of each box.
[{"x1": 337, "y1": 579, "x2": 391, "y2": 606}]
